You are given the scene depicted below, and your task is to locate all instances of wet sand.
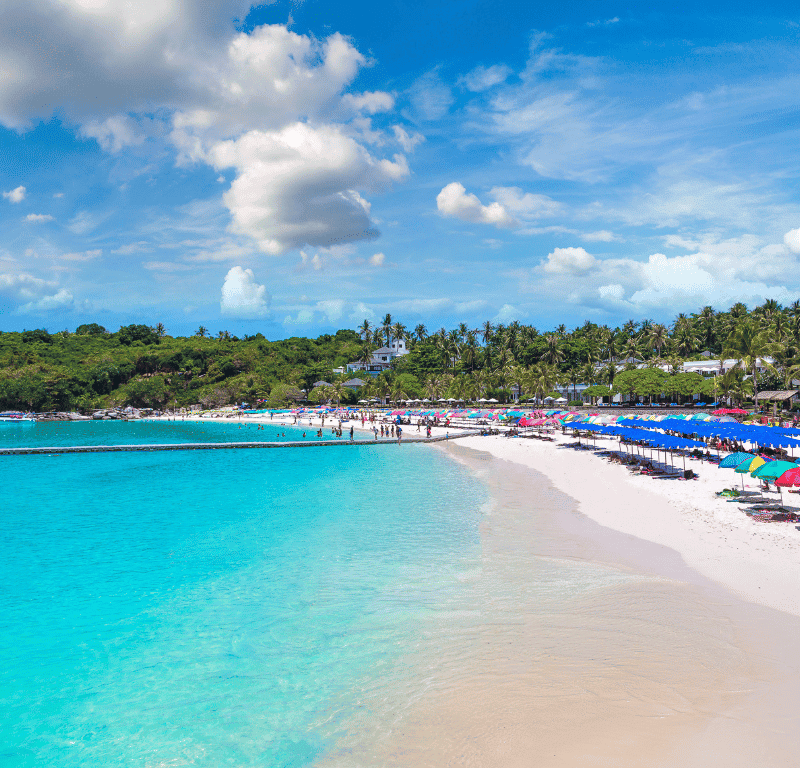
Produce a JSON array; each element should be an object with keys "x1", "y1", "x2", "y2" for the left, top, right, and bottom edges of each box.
[{"x1": 319, "y1": 443, "x2": 800, "y2": 767}]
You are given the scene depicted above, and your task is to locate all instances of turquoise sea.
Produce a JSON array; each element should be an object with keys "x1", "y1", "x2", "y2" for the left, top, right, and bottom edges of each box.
[{"x1": 0, "y1": 421, "x2": 487, "y2": 766}]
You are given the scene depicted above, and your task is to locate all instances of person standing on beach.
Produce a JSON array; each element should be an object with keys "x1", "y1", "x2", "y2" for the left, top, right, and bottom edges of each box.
[
  {"x1": 349, "y1": 425, "x2": 354, "y2": 441},
  {"x1": 397, "y1": 425, "x2": 402, "y2": 444}
]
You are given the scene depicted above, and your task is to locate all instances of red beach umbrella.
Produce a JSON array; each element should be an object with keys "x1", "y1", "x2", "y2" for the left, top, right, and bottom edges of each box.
[{"x1": 775, "y1": 466, "x2": 800, "y2": 487}]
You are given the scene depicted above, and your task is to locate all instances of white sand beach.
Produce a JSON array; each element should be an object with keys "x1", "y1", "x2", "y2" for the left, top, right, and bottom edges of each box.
[
  {"x1": 454, "y1": 429, "x2": 800, "y2": 619},
  {"x1": 155, "y1": 410, "x2": 800, "y2": 764}
]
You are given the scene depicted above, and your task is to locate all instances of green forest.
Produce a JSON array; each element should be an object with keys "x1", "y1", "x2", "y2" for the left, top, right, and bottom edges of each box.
[{"x1": 0, "y1": 297, "x2": 797, "y2": 412}]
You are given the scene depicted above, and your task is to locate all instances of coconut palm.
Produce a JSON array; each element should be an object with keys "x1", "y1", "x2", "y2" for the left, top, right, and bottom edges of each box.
[
  {"x1": 381, "y1": 313, "x2": 393, "y2": 347},
  {"x1": 413, "y1": 324, "x2": 428, "y2": 343},
  {"x1": 358, "y1": 319, "x2": 373, "y2": 342},
  {"x1": 722, "y1": 320, "x2": 780, "y2": 402},
  {"x1": 540, "y1": 333, "x2": 564, "y2": 366},
  {"x1": 480, "y1": 320, "x2": 494, "y2": 346}
]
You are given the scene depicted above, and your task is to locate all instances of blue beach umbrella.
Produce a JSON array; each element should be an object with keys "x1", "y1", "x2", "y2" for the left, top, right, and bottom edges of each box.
[{"x1": 719, "y1": 452, "x2": 755, "y2": 468}]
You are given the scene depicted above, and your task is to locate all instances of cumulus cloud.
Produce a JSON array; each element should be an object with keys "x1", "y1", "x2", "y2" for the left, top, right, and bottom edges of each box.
[
  {"x1": 25, "y1": 213, "x2": 53, "y2": 223},
  {"x1": 316, "y1": 299, "x2": 346, "y2": 322},
  {"x1": 3, "y1": 185, "x2": 25, "y2": 203},
  {"x1": 436, "y1": 182, "x2": 517, "y2": 228},
  {"x1": 220, "y1": 266, "x2": 270, "y2": 318},
  {"x1": 489, "y1": 186, "x2": 562, "y2": 218},
  {"x1": 19, "y1": 288, "x2": 74, "y2": 312},
  {"x1": 543, "y1": 246, "x2": 597, "y2": 274},
  {"x1": 493, "y1": 303, "x2": 525, "y2": 323},
  {"x1": 369, "y1": 252, "x2": 385, "y2": 266},
  {"x1": 0, "y1": 8, "x2": 410, "y2": 256},
  {"x1": 207, "y1": 123, "x2": 407, "y2": 254},
  {"x1": 531, "y1": 231, "x2": 800, "y2": 315},
  {"x1": 80, "y1": 115, "x2": 146, "y2": 152},
  {"x1": 785, "y1": 228, "x2": 800, "y2": 254},
  {"x1": 459, "y1": 64, "x2": 512, "y2": 92}
]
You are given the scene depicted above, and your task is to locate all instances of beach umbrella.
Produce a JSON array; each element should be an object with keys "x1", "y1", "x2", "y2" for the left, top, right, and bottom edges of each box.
[
  {"x1": 751, "y1": 460, "x2": 797, "y2": 480},
  {"x1": 735, "y1": 456, "x2": 766, "y2": 475},
  {"x1": 719, "y1": 452, "x2": 756, "y2": 468},
  {"x1": 775, "y1": 466, "x2": 800, "y2": 487}
]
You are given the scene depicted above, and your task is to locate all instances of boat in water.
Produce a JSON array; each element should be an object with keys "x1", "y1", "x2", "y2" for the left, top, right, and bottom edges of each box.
[{"x1": 0, "y1": 412, "x2": 36, "y2": 423}]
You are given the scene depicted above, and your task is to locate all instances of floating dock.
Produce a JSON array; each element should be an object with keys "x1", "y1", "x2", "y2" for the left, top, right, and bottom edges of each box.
[{"x1": 0, "y1": 431, "x2": 480, "y2": 456}]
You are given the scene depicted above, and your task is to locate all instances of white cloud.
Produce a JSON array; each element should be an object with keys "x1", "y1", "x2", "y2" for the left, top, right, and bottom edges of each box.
[
  {"x1": 460, "y1": 64, "x2": 512, "y2": 92},
  {"x1": 25, "y1": 213, "x2": 53, "y2": 223},
  {"x1": 19, "y1": 288, "x2": 74, "y2": 312},
  {"x1": 392, "y1": 125, "x2": 425, "y2": 153},
  {"x1": 493, "y1": 303, "x2": 525, "y2": 323},
  {"x1": 0, "y1": 272, "x2": 52, "y2": 295},
  {"x1": 111, "y1": 242, "x2": 151, "y2": 255},
  {"x1": 436, "y1": 182, "x2": 517, "y2": 228},
  {"x1": 61, "y1": 249, "x2": 102, "y2": 261},
  {"x1": 143, "y1": 261, "x2": 192, "y2": 272},
  {"x1": 542, "y1": 246, "x2": 597, "y2": 274},
  {"x1": 220, "y1": 265, "x2": 270, "y2": 318},
  {"x1": 68, "y1": 210, "x2": 100, "y2": 234},
  {"x1": 80, "y1": 115, "x2": 146, "y2": 152},
  {"x1": 3, "y1": 185, "x2": 25, "y2": 203},
  {"x1": 784, "y1": 228, "x2": 800, "y2": 254},
  {"x1": 205, "y1": 123, "x2": 407, "y2": 254},
  {"x1": 489, "y1": 186, "x2": 561, "y2": 218},
  {"x1": 369, "y1": 252, "x2": 385, "y2": 266},
  {"x1": 408, "y1": 70, "x2": 453, "y2": 121},
  {"x1": 316, "y1": 299, "x2": 346, "y2": 322},
  {"x1": 581, "y1": 230, "x2": 617, "y2": 242},
  {"x1": 341, "y1": 91, "x2": 395, "y2": 114},
  {"x1": 349, "y1": 301, "x2": 376, "y2": 321},
  {"x1": 284, "y1": 308, "x2": 314, "y2": 325},
  {"x1": 597, "y1": 283, "x2": 624, "y2": 300},
  {"x1": 0, "y1": 12, "x2": 410, "y2": 257}
]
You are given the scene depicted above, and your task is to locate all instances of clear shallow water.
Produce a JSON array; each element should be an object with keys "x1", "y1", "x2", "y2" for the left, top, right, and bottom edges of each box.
[
  {"x1": 0, "y1": 418, "x2": 350, "y2": 448},
  {"x1": 0, "y1": 423, "x2": 488, "y2": 766},
  {"x1": 0, "y1": 423, "x2": 657, "y2": 767}
]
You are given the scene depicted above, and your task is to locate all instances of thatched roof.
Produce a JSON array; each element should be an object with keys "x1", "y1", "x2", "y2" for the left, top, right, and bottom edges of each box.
[{"x1": 755, "y1": 390, "x2": 799, "y2": 401}]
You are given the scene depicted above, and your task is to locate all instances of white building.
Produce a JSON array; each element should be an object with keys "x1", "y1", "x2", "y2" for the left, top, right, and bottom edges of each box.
[{"x1": 346, "y1": 339, "x2": 409, "y2": 377}]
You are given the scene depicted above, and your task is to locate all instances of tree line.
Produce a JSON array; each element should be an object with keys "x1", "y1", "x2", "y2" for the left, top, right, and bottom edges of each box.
[{"x1": 0, "y1": 298, "x2": 795, "y2": 411}]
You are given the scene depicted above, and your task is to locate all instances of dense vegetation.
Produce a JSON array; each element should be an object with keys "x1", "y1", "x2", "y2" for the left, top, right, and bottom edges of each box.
[{"x1": 1, "y1": 298, "x2": 797, "y2": 412}]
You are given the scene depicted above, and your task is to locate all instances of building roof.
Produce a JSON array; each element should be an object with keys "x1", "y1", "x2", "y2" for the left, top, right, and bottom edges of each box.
[
  {"x1": 371, "y1": 346, "x2": 393, "y2": 354},
  {"x1": 313, "y1": 380, "x2": 331, "y2": 387},
  {"x1": 343, "y1": 378, "x2": 366, "y2": 387},
  {"x1": 755, "y1": 390, "x2": 799, "y2": 401}
]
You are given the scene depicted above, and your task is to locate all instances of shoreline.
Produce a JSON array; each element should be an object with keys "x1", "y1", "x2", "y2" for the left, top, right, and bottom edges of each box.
[
  {"x1": 158, "y1": 411, "x2": 800, "y2": 619},
  {"x1": 320, "y1": 440, "x2": 800, "y2": 766},
  {"x1": 452, "y1": 430, "x2": 800, "y2": 619}
]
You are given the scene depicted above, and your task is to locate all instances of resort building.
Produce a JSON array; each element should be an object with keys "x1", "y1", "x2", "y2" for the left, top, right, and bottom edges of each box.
[{"x1": 346, "y1": 339, "x2": 409, "y2": 377}]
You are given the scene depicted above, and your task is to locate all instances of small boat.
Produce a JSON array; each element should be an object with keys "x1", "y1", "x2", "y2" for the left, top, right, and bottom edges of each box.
[{"x1": 0, "y1": 411, "x2": 36, "y2": 423}]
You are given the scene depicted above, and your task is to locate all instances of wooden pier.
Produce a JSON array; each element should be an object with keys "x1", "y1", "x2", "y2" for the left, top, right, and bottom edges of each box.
[{"x1": 0, "y1": 431, "x2": 480, "y2": 456}]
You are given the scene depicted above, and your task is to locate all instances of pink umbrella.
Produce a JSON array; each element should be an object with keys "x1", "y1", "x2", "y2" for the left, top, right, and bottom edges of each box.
[{"x1": 775, "y1": 466, "x2": 800, "y2": 487}]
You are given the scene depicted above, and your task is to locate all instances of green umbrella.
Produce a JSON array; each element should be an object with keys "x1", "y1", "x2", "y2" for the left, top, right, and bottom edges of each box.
[{"x1": 751, "y1": 460, "x2": 797, "y2": 480}]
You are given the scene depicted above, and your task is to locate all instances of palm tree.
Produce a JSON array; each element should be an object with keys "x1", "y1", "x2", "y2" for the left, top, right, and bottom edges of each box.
[
  {"x1": 413, "y1": 324, "x2": 428, "y2": 343},
  {"x1": 722, "y1": 320, "x2": 780, "y2": 403},
  {"x1": 358, "y1": 342, "x2": 374, "y2": 372},
  {"x1": 195, "y1": 326, "x2": 208, "y2": 338},
  {"x1": 717, "y1": 367, "x2": 752, "y2": 407},
  {"x1": 381, "y1": 313, "x2": 393, "y2": 347},
  {"x1": 674, "y1": 327, "x2": 699, "y2": 358},
  {"x1": 155, "y1": 323, "x2": 167, "y2": 338},
  {"x1": 648, "y1": 324, "x2": 669, "y2": 360},
  {"x1": 540, "y1": 333, "x2": 564, "y2": 366},
  {"x1": 480, "y1": 320, "x2": 494, "y2": 346},
  {"x1": 358, "y1": 319, "x2": 373, "y2": 342},
  {"x1": 390, "y1": 321, "x2": 406, "y2": 351},
  {"x1": 473, "y1": 369, "x2": 493, "y2": 399}
]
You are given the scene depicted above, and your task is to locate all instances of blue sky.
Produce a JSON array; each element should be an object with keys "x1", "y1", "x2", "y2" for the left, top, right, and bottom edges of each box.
[{"x1": 1, "y1": 0, "x2": 800, "y2": 337}]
